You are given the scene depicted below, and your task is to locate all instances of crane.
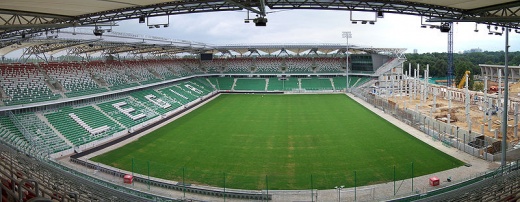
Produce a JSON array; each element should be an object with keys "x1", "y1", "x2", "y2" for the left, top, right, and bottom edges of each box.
[{"x1": 458, "y1": 70, "x2": 471, "y2": 89}]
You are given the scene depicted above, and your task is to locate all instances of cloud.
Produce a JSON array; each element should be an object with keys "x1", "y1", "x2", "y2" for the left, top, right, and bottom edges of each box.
[{"x1": 28, "y1": 10, "x2": 520, "y2": 57}]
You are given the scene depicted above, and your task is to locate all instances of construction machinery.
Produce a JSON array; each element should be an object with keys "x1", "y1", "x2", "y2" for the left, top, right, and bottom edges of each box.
[{"x1": 458, "y1": 70, "x2": 471, "y2": 89}]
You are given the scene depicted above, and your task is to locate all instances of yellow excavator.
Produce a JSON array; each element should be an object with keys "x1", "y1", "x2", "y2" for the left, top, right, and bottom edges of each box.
[{"x1": 457, "y1": 70, "x2": 471, "y2": 89}]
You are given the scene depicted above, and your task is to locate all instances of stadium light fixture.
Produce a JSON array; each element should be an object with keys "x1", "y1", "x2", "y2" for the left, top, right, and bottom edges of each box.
[
  {"x1": 420, "y1": 16, "x2": 441, "y2": 30},
  {"x1": 342, "y1": 31, "x2": 352, "y2": 93},
  {"x1": 350, "y1": 11, "x2": 377, "y2": 25},
  {"x1": 146, "y1": 15, "x2": 170, "y2": 29},
  {"x1": 487, "y1": 25, "x2": 504, "y2": 36},
  {"x1": 139, "y1": 16, "x2": 145, "y2": 23}
]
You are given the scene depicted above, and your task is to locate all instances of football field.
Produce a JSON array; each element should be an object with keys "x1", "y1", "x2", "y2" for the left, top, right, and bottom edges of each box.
[{"x1": 91, "y1": 94, "x2": 464, "y2": 190}]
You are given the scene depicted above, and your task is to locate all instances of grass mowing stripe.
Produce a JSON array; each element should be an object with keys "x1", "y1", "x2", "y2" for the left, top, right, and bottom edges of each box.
[{"x1": 91, "y1": 94, "x2": 463, "y2": 190}]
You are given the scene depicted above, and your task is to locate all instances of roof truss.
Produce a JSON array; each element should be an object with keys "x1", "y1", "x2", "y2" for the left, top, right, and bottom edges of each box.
[{"x1": 1, "y1": 1, "x2": 520, "y2": 40}]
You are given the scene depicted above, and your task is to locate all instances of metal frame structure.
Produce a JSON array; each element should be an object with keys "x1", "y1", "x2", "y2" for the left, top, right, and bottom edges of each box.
[
  {"x1": 1, "y1": 1, "x2": 520, "y2": 40},
  {"x1": 447, "y1": 22, "x2": 454, "y2": 87},
  {"x1": 0, "y1": 31, "x2": 407, "y2": 60}
]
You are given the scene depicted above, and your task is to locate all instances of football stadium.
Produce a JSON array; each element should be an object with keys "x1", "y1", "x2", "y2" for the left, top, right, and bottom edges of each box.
[{"x1": 0, "y1": 1, "x2": 519, "y2": 202}]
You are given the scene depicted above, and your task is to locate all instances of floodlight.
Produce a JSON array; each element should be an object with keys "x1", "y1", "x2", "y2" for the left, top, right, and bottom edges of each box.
[
  {"x1": 154, "y1": 25, "x2": 160, "y2": 28},
  {"x1": 149, "y1": 26, "x2": 154, "y2": 29},
  {"x1": 361, "y1": 21, "x2": 367, "y2": 24},
  {"x1": 163, "y1": 24, "x2": 169, "y2": 28},
  {"x1": 139, "y1": 16, "x2": 145, "y2": 23},
  {"x1": 369, "y1": 21, "x2": 375, "y2": 25},
  {"x1": 421, "y1": 25, "x2": 427, "y2": 28},
  {"x1": 352, "y1": 21, "x2": 357, "y2": 24}
]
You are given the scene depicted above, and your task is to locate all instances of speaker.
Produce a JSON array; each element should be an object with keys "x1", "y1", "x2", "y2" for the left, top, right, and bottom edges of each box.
[
  {"x1": 253, "y1": 17, "x2": 267, "y2": 26},
  {"x1": 440, "y1": 23, "x2": 451, "y2": 33}
]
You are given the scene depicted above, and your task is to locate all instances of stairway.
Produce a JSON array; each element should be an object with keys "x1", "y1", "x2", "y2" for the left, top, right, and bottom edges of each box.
[
  {"x1": 231, "y1": 78, "x2": 237, "y2": 91},
  {"x1": 373, "y1": 58, "x2": 406, "y2": 76},
  {"x1": 92, "y1": 105, "x2": 126, "y2": 129},
  {"x1": 36, "y1": 112, "x2": 74, "y2": 147}
]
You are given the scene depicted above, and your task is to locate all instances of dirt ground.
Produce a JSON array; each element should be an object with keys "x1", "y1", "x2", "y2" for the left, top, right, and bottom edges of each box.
[{"x1": 388, "y1": 94, "x2": 520, "y2": 145}]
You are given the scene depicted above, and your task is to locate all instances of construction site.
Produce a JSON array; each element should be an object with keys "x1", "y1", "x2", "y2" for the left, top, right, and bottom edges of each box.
[{"x1": 368, "y1": 64, "x2": 520, "y2": 161}]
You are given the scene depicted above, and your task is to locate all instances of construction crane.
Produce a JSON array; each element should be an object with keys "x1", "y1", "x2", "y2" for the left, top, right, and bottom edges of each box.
[{"x1": 458, "y1": 70, "x2": 471, "y2": 89}]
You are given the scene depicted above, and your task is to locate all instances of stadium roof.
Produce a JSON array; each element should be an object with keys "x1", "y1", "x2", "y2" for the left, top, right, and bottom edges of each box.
[
  {"x1": 1, "y1": 0, "x2": 520, "y2": 40},
  {"x1": 1, "y1": 31, "x2": 406, "y2": 60}
]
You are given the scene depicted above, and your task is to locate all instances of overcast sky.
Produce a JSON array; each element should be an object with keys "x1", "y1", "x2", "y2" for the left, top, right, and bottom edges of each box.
[{"x1": 111, "y1": 9, "x2": 519, "y2": 54}]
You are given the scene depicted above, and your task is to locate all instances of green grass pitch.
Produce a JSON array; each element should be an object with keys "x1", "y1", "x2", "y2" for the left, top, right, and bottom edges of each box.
[{"x1": 91, "y1": 94, "x2": 464, "y2": 190}]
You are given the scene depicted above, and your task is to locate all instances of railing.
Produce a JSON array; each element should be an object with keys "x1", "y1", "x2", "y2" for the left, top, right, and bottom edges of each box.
[
  {"x1": 7, "y1": 111, "x2": 50, "y2": 158},
  {"x1": 0, "y1": 140, "x2": 182, "y2": 202},
  {"x1": 390, "y1": 161, "x2": 520, "y2": 201},
  {"x1": 351, "y1": 87, "x2": 504, "y2": 161},
  {"x1": 351, "y1": 86, "x2": 520, "y2": 201}
]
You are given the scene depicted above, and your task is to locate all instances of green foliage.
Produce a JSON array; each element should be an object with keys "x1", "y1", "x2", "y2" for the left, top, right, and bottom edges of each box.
[
  {"x1": 91, "y1": 94, "x2": 463, "y2": 190},
  {"x1": 404, "y1": 51, "x2": 520, "y2": 78},
  {"x1": 473, "y1": 81, "x2": 484, "y2": 92}
]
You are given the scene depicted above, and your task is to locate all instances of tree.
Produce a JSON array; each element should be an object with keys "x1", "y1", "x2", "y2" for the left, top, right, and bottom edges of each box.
[{"x1": 473, "y1": 81, "x2": 484, "y2": 92}]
